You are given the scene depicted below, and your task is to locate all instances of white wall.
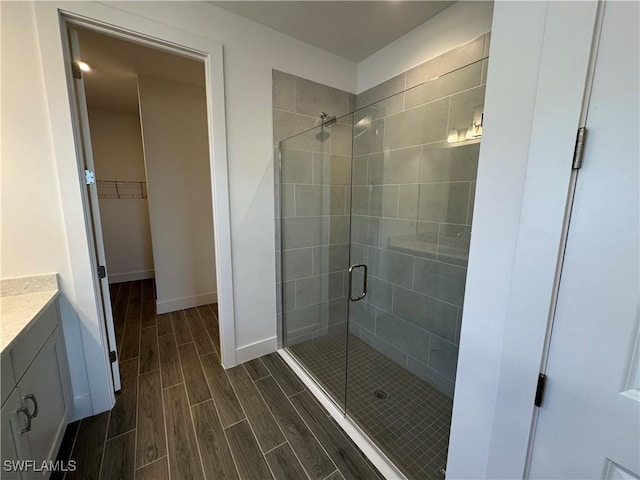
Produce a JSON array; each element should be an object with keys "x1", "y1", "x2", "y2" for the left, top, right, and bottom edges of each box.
[
  {"x1": 1, "y1": 1, "x2": 93, "y2": 420},
  {"x1": 356, "y1": 1, "x2": 494, "y2": 92},
  {"x1": 447, "y1": 1, "x2": 600, "y2": 478},
  {"x1": 88, "y1": 108, "x2": 155, "y2": 283},
  {"x1": 137, "y1": 74, "x2": 216, "y2": 313}
]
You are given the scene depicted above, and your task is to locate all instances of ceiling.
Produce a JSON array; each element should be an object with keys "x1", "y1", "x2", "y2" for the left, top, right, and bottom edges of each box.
[
  {"x1": 210, "y1": 1, "x2": 455, "y2": 62},
  {"x1": 76, "y1": 27, "x2": 205, "y2": 114}
]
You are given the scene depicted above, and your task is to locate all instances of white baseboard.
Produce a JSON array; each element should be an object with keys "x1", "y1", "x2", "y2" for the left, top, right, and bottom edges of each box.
[
  {"x1": 107, "y1": 269, "x2": 154, "y2": 284},
  {"x1": 235, "y1": 336, "x2": 278, "y2": 364},
  {"x1": 69, "y1": 393, "x2": 93, "y2": 422},
  {"x1": 156, "y1": 292, "x2": 217, "y2": 314}
]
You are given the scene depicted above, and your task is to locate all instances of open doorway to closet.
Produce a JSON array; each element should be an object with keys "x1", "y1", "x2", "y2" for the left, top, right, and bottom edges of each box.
[{"x1": 72, "y1": 26, "x2": 219, "y2": 391}]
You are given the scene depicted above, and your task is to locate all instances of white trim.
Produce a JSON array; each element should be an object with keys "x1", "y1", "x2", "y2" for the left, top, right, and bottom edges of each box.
[
  {"x1": 34, "y1": 1, "x2": 237, "y2": 416},
  {"x1": 156, "y1": 292, "x2": 218, "y2": 315},
  {"x1": 235, "y1": 336, "x2": 278, "y2": 364},
  {"x1": 107, "y1": 270, "x2": 155, "y2": 284},
  {"x1": 278, "y1": 349, "x2": 406, "y2": 480},
  {"x1": 69, "y1": 393, "x2": 93, "y2": 422}
]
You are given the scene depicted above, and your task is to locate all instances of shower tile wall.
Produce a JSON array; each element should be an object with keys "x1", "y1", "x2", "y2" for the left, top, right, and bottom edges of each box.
[
  {"x1": 273, "y1": 70, "x2": 356, "y2": 345},
  {"x1": 350, "y1": 33, "x2": 490, "y2": 397}
]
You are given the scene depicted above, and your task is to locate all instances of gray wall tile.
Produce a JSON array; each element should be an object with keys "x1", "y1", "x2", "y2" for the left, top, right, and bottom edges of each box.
[
  {"x1": 392, "y1": 286, "x2": 433, "y2": 328},
  {"x1": 404, "y1": 60, "x2": 482, "y2": 110},
  {"x1": 421, "y1": 142, "x2": 480, "y2": 183},
  {"x1": 406, "y1": 35, "x2": 485, "y2": 89},
  {"x1": 383, "y1": 99, "x2": 448, "y2": 150},
  {"x1": 352, "y1": 156, "x2": 368, "y2": 185},
  {"x1": 437, "y1": 224, "x2": 471, "y2": 267},
  {"x1": 282, "y1": 281, "x2": 295, "y2": 312},
  {"x1": 312, "y1": 244, "x2": 349, "y2": 275},
  {"x1": 280, "y1": 184, "x2": 295, "y2": 218},
  {"x1": 379, "y1": 218, "x2": 416, "y2": 249},
  {"x1": 353, "y1": 118, "x2": 384, "y2": 156},
  {"x1": 295, "y1": 185, "x2": 346, "y2": 216},
  {"x1": 352, "y1": 185, "x2": 398, "y2": 218},
  {"x1": 295, "y1": 272, "x2": 344, "y2": 308},
  {"x1": 282, "y1": 216, "x2": 329, "y2": 249},
  {"x1": 281, "y1": 149, "x2": 313, "y2": 184},
  {"x1": 448, "y1": 85, "x2": 486, "y2": 134},
  {"x1": 313, "y1": 153, "x2": 351, "y2": 185},
  {"x1": 273, "y1": 109, "x2": 317, "y2": 147},
  {"x1": 294, "y1": 76, "x2": 349, "y2": 118},
  {"x1": 367, "y1": 247, "x2": 414, "y2": 289},
  {"x1": 414, "y1": 258, "x2": 467, "y2": 306},
  {"x1": 349, "y1": 301, "x2": 376, "y2": 332},
  {"x1": 273, "y1": 70, "x2": 294, "y2": 112},
  {"x1": 282, "y1": 248, "x2": 313, "y2": 280},
  {"x1": 355, "y1": 95, "x2": 403, "y2": 124},
  {"x1": 398, "y1": 185, "x2": 419, "y2": 220},
  {"x1": 351, "y1": 215, "x2": 380, "y2": 247},
  {"x1": 356, "y1": 73, "x2": 406, "y2": 108},
  {"x1": 368, "y1": 146, "x2": 421, "y2": 184},
  {"x1": 330, "y1": 122, "x2": 353, "y2": 156},
  {"x1": 284, "y1": 303, "x2": 328, "y2": 337},
  {"x1": 330, "y1": 215, "x2": 350, "y2": 245},
  {"x1": 368, "y1": 277, "x2": 393, "y2": 312},
  {"x1": 376, "y1": 311, "x2": 429, "y2": 363},
  {"x1": 417, "y1": 182, "x2": 470, "y2": 224},
  {"x1": 428, "y1": 335, "x2": 458, "y2": 380}
]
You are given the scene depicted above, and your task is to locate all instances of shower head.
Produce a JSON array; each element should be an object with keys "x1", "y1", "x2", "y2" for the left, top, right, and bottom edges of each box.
[{"x1": 319, "y1": 111, "x2": 337, "y2": 127}]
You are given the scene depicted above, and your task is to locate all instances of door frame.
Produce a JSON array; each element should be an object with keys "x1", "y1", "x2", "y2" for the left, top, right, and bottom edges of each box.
[{"x1": 34, "y1": 2, "x2": 237, "y2": 414}]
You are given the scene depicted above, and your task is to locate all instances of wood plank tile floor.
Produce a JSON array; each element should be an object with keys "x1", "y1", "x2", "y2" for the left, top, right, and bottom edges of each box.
[{"x1": 54, "y1": 280, "x2": 382, "y2": 480}]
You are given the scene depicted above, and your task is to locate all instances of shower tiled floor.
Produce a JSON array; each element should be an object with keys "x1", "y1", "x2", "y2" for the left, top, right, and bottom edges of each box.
[{"x1": 290, "y1": 334, "x2": 453, "y2": 480}]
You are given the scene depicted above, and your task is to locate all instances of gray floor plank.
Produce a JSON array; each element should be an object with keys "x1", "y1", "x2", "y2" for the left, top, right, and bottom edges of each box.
[
  {"x1": 66, "y1": 412, "x2": 109, "y2": 480},
  {"x1": 197, "y1": 305, "x2": 220, "y2": 352},
  {"x1": 177, "y1": 342, "x2": 212, "y2": 406},
  {"x1": 227, "y1": 365, "x2": 285, "y2": 452},
  {"x1": 290, "y1": 391, "x2": 381, "y2": 480},
  {"x1": 156, "y1": 313, "x2": 173, "y2": 337},
  {"x1": 256, "y1": 377, "x2": 336, "y2": 480},
  {"x1": 139, "y1": 326, "x2": 159, "y2": 374},
  {"x1": 191, "y1": 400, "x2": 239, "y2": 480},
  {"x1": 244, "y1": 358, "x2": 270, "y2": 381},
  {"x1": 135, "y1": 457, "x2": 169, "y2": 480},
  {"x1": 120, "y1": 282, "x2": 142, "y2": 360},
  {"x1": 185, "y1": 308, "x2": 215, "y2": 356},
  {"x1": 261, "y1": 353, "x2": 305, "y2": 397},
  {"x1": 136, "y1": 370, "x2": 166, "y2": 468},
  {"x1": 325, "y1": 470, "x2": 346, "y2": 480},
  {"x1": 158, "y1": 334, "x2": 183, "y2": 388},
  {"x1": 100, "y1": 430, "x2": 135, "y2": 480},
  {"x1": 225, "y1": 420, "x2": 274, "y2": 480},
  {"x1": 265, "y1": 443, "x2": 310, "y2": 480},
  {"x1": 163, "y1": 384, "x2": 205, "y2": 480},
  {"x1": 140, "y1": 279, "x2": 156, "y2": 329},
  {"x1": 200, "y1": 352, "x2": 245, "y2": 427},
  {"x1": 108, "y1": 358, "x2": 138, "y2": 438},
  {"x1": 171, "y1": 310, "x2": 193, "y2": 345}
]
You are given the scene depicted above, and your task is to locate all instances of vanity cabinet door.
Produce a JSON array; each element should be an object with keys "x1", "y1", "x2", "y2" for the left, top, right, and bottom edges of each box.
[
  {"x1": 1, "y1": 389, "x2": 31, "y2": 480},
  {"x1": 16, "y1": 329, "x2": 69, "y2": 476}
]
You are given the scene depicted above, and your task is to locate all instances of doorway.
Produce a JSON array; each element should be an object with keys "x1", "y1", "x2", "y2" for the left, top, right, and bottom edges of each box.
[{"x1": 65, "y1": 21, "x2": 223, "y2": 393}]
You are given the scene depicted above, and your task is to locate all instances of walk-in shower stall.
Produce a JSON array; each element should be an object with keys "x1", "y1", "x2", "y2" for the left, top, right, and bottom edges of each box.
[{"x1": 277, "y1": 57, "x2": 486, "y2": 479}]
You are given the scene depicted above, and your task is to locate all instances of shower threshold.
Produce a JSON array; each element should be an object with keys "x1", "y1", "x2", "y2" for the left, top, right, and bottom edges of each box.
[{"x1": 278, "y1": 348, "x2": 408, "y2": 480}]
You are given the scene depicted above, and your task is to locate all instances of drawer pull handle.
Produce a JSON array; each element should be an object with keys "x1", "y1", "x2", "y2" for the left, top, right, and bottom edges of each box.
[
  {"x1": 17, "y1": 407, "x2": 31, "y2": 433},
  {"x1": 23, "y1": 394, "x2": 38, "y2": 418}
]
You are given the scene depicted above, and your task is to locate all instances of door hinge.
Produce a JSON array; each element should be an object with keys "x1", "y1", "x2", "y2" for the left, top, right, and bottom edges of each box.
[
  {"x1": 572, "y1": 127, "x2": 587, "y2": 170},
  {"x1": 85, "y1": 169, "x2": 95, "y2": 185},
  {"x1": 109, "y1": 351, "x2": 117, "y2": 363},
  {"x1": 71, "y1": 62, "x2": 82, "y2": 80},
  {"x1": 97, "y1": 265, "x2": 106, "y2": 279},
  {"x1": 534, "y1": 373, "x2": 547, "y2": 407}
]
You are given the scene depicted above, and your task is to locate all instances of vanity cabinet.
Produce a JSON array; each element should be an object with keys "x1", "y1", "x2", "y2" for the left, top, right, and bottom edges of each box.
[{"x1": 1, "y1": 300, "x2": 72, "y2": 479}]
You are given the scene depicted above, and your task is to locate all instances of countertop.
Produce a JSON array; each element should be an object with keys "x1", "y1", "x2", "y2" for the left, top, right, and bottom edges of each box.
[{"x1": 0, "y1": 274, "x2": 59, "y2": 354}]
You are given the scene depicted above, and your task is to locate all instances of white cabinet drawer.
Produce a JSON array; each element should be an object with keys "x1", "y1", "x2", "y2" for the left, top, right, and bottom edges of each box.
[{"x1": 10, "y1": 305, "x2": 57, "y2": 382}]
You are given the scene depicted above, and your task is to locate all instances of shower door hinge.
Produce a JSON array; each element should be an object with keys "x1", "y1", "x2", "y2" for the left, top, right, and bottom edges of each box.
[
  {"x1": 572, "y1": 127, "x2": 587, "y2": 170},
  {"x1": 85, "y1": 169, "x2": 95, "y2": 185},
  {"x1": 109, "y1": 351, "x2": 117, "y2": 363},
  {"x1": 534, "y1": 373, "x2": 547, "y2": 407},
  {"x1": 71, "y1": 62, "x2": 82, "y2": 80},
  {"x1": 97, "y1": 265, "x2": 106, "y2": 279}
]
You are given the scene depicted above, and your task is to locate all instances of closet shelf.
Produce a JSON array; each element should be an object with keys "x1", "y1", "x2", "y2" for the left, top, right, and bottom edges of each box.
[{"x1": 97, "y1": 180, "x2": 147, "y2": 200}]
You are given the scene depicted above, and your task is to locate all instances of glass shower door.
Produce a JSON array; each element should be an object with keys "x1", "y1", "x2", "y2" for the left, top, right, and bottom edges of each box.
[
  {"x1": 346, "y1": 60, "x2": 485, "y2": 479},
  {"x1": 279, "y1": 112, "x2": 354, "y2": 410}
]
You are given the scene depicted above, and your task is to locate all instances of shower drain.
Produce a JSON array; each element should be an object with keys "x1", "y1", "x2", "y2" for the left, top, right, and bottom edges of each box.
[{"x1": 373, "y1": 389, "x2": 387, "y2": 400}]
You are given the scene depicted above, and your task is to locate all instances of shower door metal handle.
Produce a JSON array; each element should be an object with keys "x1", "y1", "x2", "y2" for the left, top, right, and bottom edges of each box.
[{"x1": 348, "y1": 264, "x2": 368, "y2": 301}]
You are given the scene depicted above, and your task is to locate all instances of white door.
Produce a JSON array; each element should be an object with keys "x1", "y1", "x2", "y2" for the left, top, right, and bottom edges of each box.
[
  {"x1": 528, "y1": 1, "x2": 639, "y2": 478},
  {"x1": 67, "y1": 28, "x2": 121, "y2": 391}
]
